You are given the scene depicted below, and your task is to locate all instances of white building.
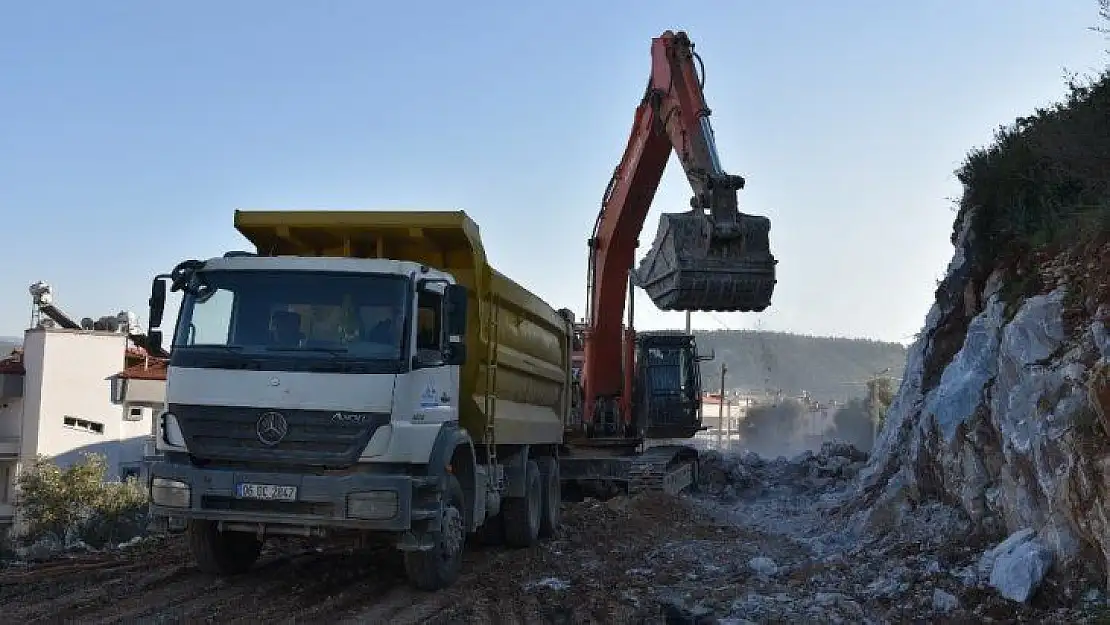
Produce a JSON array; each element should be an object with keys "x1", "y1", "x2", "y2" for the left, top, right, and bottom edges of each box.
[
  {"x1": 109, "y1": 355, "x2": 167, "y2": 481},
  {"x1": 0, "y1": 328, "x2": 166, "y2": 536}
]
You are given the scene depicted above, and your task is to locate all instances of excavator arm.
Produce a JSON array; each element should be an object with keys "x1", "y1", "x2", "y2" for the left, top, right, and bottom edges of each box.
[{"x1": 580, "y1": 30, "x2": 777, "y2": 434}]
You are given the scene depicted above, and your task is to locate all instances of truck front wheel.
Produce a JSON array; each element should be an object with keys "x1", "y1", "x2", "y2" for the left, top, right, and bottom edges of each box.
[
  {"x1": 403, "y1": 473, "x2": 467, "y2": 591},
  {"x1": 187, "y1": 520, "x2": 262, "y2": 576}
]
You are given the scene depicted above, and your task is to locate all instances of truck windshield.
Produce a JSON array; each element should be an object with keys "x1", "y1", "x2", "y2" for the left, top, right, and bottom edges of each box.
[{"x1": 173, "y1": 270, "x2": 409, "y2": 360}]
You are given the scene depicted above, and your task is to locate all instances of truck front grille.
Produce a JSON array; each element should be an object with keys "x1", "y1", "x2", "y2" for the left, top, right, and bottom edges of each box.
[
  {"x1": 169, "y1": 403, "x2": 390, "y2": 468},
  {"x1": 202, "y1": 495, "x2": 334, "y2": 516}
]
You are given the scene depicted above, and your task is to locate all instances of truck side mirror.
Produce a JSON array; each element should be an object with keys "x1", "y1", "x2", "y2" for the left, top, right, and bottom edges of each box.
[
  {"x1": 444, "y1": 284, "x2": 468, "y2": 338},
  {"x1": 445, "y1": 343, "x2": 467, "y2": 366},
  {"x1": 444, "y1": 284, "x2": 468, "y2": 366},
  {"x1": 149, "y1": 277, "x2": 167, "y2": 328}
]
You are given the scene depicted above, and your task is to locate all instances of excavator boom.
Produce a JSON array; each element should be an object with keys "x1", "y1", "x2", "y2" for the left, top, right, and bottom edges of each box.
[{"x1": 581, "y1": 30, "x2": 777, "y2": 432}]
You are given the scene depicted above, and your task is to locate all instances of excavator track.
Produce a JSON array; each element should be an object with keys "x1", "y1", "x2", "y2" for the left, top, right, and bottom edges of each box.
[{"x1": 627, "y1": 445, "x2": 698, "y2": 496}]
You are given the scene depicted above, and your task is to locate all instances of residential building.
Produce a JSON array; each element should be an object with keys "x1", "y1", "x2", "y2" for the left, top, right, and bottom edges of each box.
[
  {"x1": 109, "y1": 357, "x2": 167, "y2": 482},
  {"x1": 0, "y1": 328, "x2": 164, "y2": 536}
]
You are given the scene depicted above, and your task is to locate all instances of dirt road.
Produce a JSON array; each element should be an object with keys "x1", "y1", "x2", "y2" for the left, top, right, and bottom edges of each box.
[
  {"x1": 3, "y1": 445, "x2": 1107, "y2": 624},
  {"x1": 0, "y1": 492, "x2": 745, "y2": 624}
]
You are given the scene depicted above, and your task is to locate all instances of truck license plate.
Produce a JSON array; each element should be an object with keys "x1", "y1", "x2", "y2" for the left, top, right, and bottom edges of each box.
[{"x1": 236, "y1": 483, "x2": 298, "y2": 501}]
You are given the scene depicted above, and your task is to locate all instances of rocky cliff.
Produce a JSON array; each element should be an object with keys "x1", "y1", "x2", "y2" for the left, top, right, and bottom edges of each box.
[{"x1": 853, "y1": 71, "x2": 1110, "y2": 603}]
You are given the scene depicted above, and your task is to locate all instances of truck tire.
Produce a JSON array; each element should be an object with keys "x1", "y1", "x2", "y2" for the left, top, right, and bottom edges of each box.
[
  {"x1": 502, "y1": 459, "x2": 541, "y2": 548},
  {"x1": 403, "y1": 473, "x2": 467, "y2": 591},
  {"x1": 187, "y1": 519, "x2": 262, "y2": 576},
  {"x1": 536, "y1": 456, "x2": 560, "y2": 538}
]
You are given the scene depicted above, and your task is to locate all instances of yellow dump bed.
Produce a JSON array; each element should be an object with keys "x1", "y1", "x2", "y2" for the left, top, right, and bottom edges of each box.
[{"x1": 233, "y1": 210, "x2": 572, "y2": 446}]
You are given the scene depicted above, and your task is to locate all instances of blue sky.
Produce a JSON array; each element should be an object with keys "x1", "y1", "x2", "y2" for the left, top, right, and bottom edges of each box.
[{"x1": 0, "y1": 1, "x2": 1106, "y2": 343}]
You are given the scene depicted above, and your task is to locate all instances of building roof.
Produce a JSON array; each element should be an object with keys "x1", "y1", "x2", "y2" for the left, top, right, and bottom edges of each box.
[
  {"x1": 126, "y1": 345, "x2": 152, "y2": 361},
  {"x1": 0, "y1": 335, "x2": 164, "y2": 378},
  {"x1": 0, "y1": 349, "x2": 24, "y2": 375},
  {"x1": 116, "y1": 358, "x2": 168, "y2": 381}
]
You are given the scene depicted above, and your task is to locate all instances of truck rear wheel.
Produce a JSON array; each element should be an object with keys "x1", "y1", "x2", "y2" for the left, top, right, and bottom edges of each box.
[
  {"x1": 502, "y1": 459, "x2": 541, "y2": 548},
  {"x1": 403, "y1": 473, "x2": 467, "y2": 591},
  {"x1": 187, "y1": 520, "x2": 262, "y2": 576},
  {"x1": 536, "y1": 456, "x2": 560, "y2": 538}
]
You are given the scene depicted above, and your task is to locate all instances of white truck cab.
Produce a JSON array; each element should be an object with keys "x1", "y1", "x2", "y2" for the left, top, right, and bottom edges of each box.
[{"x1": 146, "y1": 253, "x2": 478, "y2": 589}]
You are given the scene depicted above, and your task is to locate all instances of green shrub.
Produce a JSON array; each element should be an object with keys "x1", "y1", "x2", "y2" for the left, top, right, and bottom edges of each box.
[
  {"x1": 14, "y1": 453, "x2": 149, "y2": 549},
  {"x1": 954, "y1": 68, "x2": 1110, "y2": 285}
]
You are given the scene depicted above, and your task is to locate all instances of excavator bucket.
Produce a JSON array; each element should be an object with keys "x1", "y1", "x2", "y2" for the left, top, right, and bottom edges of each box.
[{"x1": 633, "y1": 211, "x2": 777, "y2": 312}]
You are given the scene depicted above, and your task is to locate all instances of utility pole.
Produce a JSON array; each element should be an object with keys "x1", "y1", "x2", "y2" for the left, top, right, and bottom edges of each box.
[{"x1": 717, "y1": 361, "x2": 727, "y2": 447}]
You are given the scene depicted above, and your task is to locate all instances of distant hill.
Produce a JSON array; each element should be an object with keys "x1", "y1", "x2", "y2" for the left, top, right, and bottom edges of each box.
[
  {"x1": 0, "y1": 329, "x2": 903, "y2": 402},
  {"x1": 692, "y1": 330, "x2": 907, "y2": 403}
]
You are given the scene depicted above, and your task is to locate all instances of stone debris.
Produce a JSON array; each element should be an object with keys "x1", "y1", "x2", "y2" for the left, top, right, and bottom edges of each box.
[
  {"x1": 747, "y1": 556, "x2": 779, "y2": 576},
  {"x1": 2, "y1": 438, "x2": 1103, "y2": 623},
  {"x1": 981, "y1": 529, "x2": 1055, "y2": 603},
  {"x1": 652, "y1": 443, "x2": 1102, "y2": 623}
]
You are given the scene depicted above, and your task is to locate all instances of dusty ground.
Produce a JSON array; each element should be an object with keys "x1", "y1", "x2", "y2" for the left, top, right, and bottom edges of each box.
[
  {"x1": 2, "y1": 444, "x2": 1108, "y2": 624},
  {"x1": 0, "y1": 492, "x2": 740, "y2": 624}
]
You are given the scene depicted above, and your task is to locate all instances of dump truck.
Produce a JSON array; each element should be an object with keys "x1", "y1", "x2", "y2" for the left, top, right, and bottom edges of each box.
[
  {"x1": 143, "y1": 28, "x2": 776, "y2": 592},
  {"x1": 145, "y1": 210, "x2": 574, "y2": 591}
]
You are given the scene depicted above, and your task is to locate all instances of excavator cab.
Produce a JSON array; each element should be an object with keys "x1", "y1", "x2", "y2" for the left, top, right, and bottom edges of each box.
[
  {"x1": 634, "y1": 209, "x2": 777, "y2": 313},
  {"x1": 633, "y1": 331, "x2": 705, "y2": 439}
]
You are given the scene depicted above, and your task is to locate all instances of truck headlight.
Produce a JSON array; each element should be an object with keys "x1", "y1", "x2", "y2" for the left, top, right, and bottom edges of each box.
[
  {"x1": 160, "y1": 412, "x2": 187, "y2": 448},
  {"x1": 151, "y1": 477, "x2": 191, "y2": 508},
  {"x1": 347, "y1": 491, "x2": 398, "y2": 520}
]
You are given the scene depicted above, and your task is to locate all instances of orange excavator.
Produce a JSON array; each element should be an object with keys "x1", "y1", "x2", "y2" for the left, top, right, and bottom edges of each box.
[{"x1": 558, "y1": 30, "x2": 777, "y2": 497}]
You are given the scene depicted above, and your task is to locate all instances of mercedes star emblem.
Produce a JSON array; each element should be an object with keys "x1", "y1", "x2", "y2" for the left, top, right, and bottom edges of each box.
[{"x1": 256, "y1": 411, "x2": 289, "y2": 446}]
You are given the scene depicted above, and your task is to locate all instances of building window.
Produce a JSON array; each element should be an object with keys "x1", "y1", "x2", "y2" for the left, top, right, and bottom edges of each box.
[
  {"x1": 110, "y1": 377, "x2": 126, "y2": 404},
  {"x1": 63, "y1": 415, "x2": 105, "y2": 435},
  {"x1": 123, "y1": 406, "x2": 145, "y2": 422}
]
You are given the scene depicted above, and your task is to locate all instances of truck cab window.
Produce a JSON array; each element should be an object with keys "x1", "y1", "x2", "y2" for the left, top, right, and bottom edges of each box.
[
  {"x1": 269, "y1": 310, "x2": 304, "y2": 346},
  {"x1": 417, "y1": 290, "x2": 443, "y2": 352},
  {"x1": 174, "y1": 270, "x2": 409, "y2": 361},
  {"x1": 184, "y1": 288, "x2": 235, "y2": 345}
]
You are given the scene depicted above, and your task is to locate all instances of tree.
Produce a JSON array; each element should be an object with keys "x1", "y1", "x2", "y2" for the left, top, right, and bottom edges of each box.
[
  {"x1": 14, "y1": 453, "x2": 148, "y2": 547},
  {"x1": 866, "y1": 375, "x2": 896, "y2": 431}
]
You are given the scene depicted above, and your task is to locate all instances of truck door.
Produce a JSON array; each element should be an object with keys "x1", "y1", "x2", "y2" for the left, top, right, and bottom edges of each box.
[{"x1": 410, "y1": 286, "x2": 457, "y2": 421}]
